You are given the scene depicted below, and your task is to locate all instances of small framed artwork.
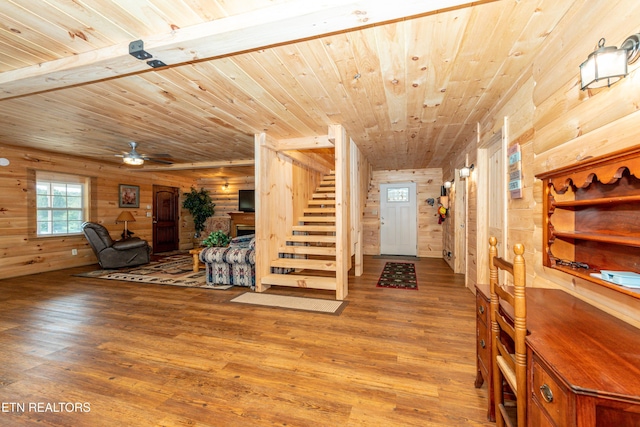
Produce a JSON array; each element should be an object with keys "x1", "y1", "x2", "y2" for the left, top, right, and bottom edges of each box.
[{"x1": 119, "y1": 184, "x2": 140, "y2": 208}]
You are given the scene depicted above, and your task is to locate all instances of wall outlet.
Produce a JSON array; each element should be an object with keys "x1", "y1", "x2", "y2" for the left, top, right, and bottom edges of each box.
[{"x1": 71, "y1": 249, "x2": 78, "y2": 256}]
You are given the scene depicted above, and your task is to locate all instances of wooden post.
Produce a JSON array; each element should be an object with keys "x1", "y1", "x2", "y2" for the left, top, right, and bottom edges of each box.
[
  {"x1": 255, "y1": 133, "x2": 269, "y2": 292},
  {"x1": 333, "y1": 124, "x2": 349, "y2": 300}
]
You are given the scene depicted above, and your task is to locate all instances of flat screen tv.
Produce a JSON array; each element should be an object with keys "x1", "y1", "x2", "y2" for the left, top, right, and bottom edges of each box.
[{"x1": 238, "y1": 189, "x2": 255, "y2": 212}]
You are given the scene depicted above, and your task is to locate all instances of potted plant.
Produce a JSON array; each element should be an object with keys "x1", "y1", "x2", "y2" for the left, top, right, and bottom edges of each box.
[
  {"x1": 182, "y1": 187, "x2": 215, "y2": 238},
  {"x1": 202, "y1": 230, "x2": 230, "y2": 248}
]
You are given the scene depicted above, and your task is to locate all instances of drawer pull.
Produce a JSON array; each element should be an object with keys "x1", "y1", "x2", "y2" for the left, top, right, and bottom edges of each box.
[
  {"x1": 540, "y1": 384, "x2": 554, "y2": 403},
  {"x1": 478, "y1": 305, "x2": 485, "y2": 314},
  {"x1": 480, "y1": 339, "x2": 486, "y2": 348}
]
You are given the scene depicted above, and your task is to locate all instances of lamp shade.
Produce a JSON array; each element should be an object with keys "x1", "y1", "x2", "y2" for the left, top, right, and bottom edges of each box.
[
  {"x1": 116, "y1": 211, "x2": 136, "y2": 222},
  {"x1": 580, "y1": 39, "x2": 628, "y2": 90}
]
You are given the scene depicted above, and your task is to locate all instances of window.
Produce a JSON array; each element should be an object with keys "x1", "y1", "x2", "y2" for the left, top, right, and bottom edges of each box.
[
  {"x1": 35, "y1": 171, "x2": 90, "y2": 236},
  {"x1": 386, "y1": 187, "x2": 409, "y2": 202}
]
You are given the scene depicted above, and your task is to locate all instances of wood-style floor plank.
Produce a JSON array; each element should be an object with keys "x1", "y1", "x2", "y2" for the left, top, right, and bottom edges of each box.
[{"x1": 0, "y1": 256, "x2": 493, "y2": 426}]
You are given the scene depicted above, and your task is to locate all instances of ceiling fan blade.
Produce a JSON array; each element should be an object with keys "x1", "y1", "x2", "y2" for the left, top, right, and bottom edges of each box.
[{"x1": 147, "y1": 158, "x2": 174, "y2": 165}]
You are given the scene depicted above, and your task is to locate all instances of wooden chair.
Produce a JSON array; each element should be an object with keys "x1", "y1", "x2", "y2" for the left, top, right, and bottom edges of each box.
[{"x1": 489, "y1": 237, "x2": 526, "y2": 427}]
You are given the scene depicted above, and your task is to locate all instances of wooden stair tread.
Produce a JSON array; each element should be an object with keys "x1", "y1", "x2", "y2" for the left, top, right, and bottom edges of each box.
[
  {"x1": 312, "y1": 193, "x2": 336, "y2": 199},
  {"x1": 271, "y1": 258, "x2": 336, "y2": 271},
  {"x1": 299, "y1": 216, "x2": 336, "y2": 223},
  {"x1": 286, "y1": 234, "x2": 336, "y2": 243},
  {"x1": 278, "y1": 246, "x2": 336, "y2": 256},
  {"x1": 308, "y1": 199, "x2": 336, "y2": 205},
  {"x1": 292, "y1": 225, "x2": 335, "y2": 232},
  {"x1": 261, "y1": 274, "x2": 336, "y2": 290},
  {"x1": 303, "y1": 207, "x2": 336, "y2": 214}
]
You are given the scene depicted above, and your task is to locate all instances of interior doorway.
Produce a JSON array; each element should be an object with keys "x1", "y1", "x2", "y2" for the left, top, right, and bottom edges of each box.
[
  {"x1": 379, "y1": 182, "x2": 417, "y2": 256},
  {"x1": 153, "y1": 185, "x2": 180, "y2": 253},
  {"x1": 477, "y1": 126, "x2": 507, "y2": 284}
]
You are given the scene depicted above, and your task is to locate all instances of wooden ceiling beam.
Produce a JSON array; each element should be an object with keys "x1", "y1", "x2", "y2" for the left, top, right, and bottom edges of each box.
[
  {"x1": 272, "y1": 135, "x2": 334, "y2": 151},
  {"x1": 135, "y1": 159, "x2": 255, "y2": 171},
  {"x1": 0, "y1": 0, "x2": 480, "y2": 100}
]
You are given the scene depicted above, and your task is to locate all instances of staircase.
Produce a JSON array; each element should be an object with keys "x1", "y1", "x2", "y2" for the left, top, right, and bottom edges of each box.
[{"x1": 261, "y1": 172, "x2": 338, "y2": 291}]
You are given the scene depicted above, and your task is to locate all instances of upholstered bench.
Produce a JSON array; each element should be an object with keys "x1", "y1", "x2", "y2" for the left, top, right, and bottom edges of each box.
[{"x1": 199, "y1": 234, "x2": 255, "y2": 288}]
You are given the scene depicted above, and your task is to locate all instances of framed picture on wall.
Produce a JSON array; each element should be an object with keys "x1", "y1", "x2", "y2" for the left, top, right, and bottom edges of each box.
[{"x1": 119, "y1": 184, "x2": 140, "y2": 208}]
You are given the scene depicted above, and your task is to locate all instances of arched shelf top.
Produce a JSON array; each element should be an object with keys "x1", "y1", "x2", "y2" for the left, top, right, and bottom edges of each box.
[{"x1": 537, "y1": 146, "x2": 640, "y2": 191}]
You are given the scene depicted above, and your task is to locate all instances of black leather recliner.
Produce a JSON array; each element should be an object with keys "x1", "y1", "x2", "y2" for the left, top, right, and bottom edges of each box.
[{"x1": 81, "y1": 222, "x2": 151, "y2": 269}]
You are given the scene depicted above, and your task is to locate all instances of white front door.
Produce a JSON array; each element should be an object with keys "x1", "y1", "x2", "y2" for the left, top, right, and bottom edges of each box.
[{"x1": 380, "y1": 182, "x2": 417, "y2": 256}]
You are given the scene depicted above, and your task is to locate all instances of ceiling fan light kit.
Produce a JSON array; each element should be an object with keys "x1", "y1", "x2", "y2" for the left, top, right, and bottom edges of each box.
[
  {"x1": 117, "y1": 142, "x2": 173, "y2": 166},
  {"x1": 123, "y1": 156, "x2": 144, "y2": 166},
  {"x1": 121, "y1": 142, "x2": 145, "y2": 165}
]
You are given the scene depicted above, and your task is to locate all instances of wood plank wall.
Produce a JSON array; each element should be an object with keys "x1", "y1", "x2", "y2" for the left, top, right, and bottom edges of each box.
[
  {"x1": 362, "y1": 168, "x2": 443, "y2": 258},
  {"x1": 196, "y1": 175, "x2": 256, "y2": 216},
  {"x1": 444, "y1": 0, "x2": 640, "y2": 327},
  {"x1": 529, "y1": 0, "x2": 640, "y2": 326},
  {"x1": 0, "y1": 145, "x2": 197, "y2": 279}
]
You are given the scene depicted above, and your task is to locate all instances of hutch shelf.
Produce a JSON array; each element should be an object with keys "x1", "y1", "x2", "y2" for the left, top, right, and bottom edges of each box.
[{"x1": 536, "y1": 146, "x2": 640, "y2": 299}]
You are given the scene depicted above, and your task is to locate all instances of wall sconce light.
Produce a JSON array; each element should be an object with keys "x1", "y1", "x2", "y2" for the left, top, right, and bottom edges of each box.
[
  {"x1": 443, "y1": 181, "x2": 452, "y2": 189},
  {"x1": 222, "y1": 182, "x2": 229, "y2": 190},
  {"x1": 460, "y1": 164, "x2": 474, "y2": 179},
  {"x1": 580, "y1": 34, "x2": 640, "y2": 90}
]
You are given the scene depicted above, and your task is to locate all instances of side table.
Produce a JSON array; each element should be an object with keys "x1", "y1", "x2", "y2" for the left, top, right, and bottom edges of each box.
[{"x1": 189, "y1": 247, "x2": 204, "y2": 272}]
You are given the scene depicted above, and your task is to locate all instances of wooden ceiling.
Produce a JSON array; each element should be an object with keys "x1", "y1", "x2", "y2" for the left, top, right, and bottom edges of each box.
[{"x1": 0, "y1": 0, "x2": 576, "y2": 174}]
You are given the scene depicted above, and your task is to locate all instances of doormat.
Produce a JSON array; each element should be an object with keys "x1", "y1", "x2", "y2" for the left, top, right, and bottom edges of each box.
[
  {"x1": 230, "y1": 292, "x2": 348, "y2": 315},
  {"x1": 74, "y1": 254, "x2": 233, "y2": 290},
  {"x1": 376, "y1": 262, "x2": 418, "y2": 290},
  {"x1": 373, "y1": 255, "x2": 420, "y2": 261}
]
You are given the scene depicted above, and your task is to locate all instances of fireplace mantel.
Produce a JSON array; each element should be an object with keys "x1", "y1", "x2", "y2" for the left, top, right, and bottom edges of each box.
[{"x1": 228, "y1": 212, "x2": 255, "y2": 237}]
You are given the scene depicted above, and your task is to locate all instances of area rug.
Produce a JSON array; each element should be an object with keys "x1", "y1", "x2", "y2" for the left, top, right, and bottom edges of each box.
[
  {"x1": 376, "y1": 262, "x2": 418, "y2": 290},
  {"x1": 75, "y1": 254, "x2": 233, "y2": 290},
  {"x1": 373, "y1": 255, "x2": 420, "y2": 261},
  {"x1": 230, "y1": 292, "x2": 348, "y2": 315}
]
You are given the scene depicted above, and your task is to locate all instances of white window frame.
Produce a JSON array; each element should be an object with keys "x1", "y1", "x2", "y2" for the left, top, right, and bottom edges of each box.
[{"x1": 35, "y1": 171, "x2": 90, "y2": 237}]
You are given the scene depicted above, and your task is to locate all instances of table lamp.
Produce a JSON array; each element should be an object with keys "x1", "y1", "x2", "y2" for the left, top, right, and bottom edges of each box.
[{"x1": 116, "y1": 211, "x2": 136, "y2": 238}]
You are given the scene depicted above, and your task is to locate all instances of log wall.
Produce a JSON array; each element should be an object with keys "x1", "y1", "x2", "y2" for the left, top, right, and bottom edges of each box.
[{"x1": 0, "y1": 145, "x2": 197, "y2": 279}]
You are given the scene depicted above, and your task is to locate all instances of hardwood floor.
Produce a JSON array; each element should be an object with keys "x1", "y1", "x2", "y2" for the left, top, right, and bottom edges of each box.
[{"x1": 0, "y1": 256, "x2": 493, "y2": 426}]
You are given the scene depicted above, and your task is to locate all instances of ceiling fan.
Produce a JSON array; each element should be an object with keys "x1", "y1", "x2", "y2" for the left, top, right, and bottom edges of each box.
[{"x1": 115, "y1": 142, "x2": 173, "y2": 165}]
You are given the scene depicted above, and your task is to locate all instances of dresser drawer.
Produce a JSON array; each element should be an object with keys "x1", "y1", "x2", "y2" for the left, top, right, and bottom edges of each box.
[
  {"x1": 476, "y1": 317, "x2": 490, "y2": 373},
  {"x1": 531, "y1": 357, "x2": 572, "y2": 427},
  {"x1": 476, "y1": 291, "x2": 489, "y2": 326}
]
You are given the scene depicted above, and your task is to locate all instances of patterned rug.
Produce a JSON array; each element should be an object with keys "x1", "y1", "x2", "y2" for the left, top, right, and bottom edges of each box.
[
  {"x1": 75, "y1": 254, "x2": 232, "y2": 290},
  {"x1": 376, "y1": 262, "x2": 418, "y2": 290}
]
